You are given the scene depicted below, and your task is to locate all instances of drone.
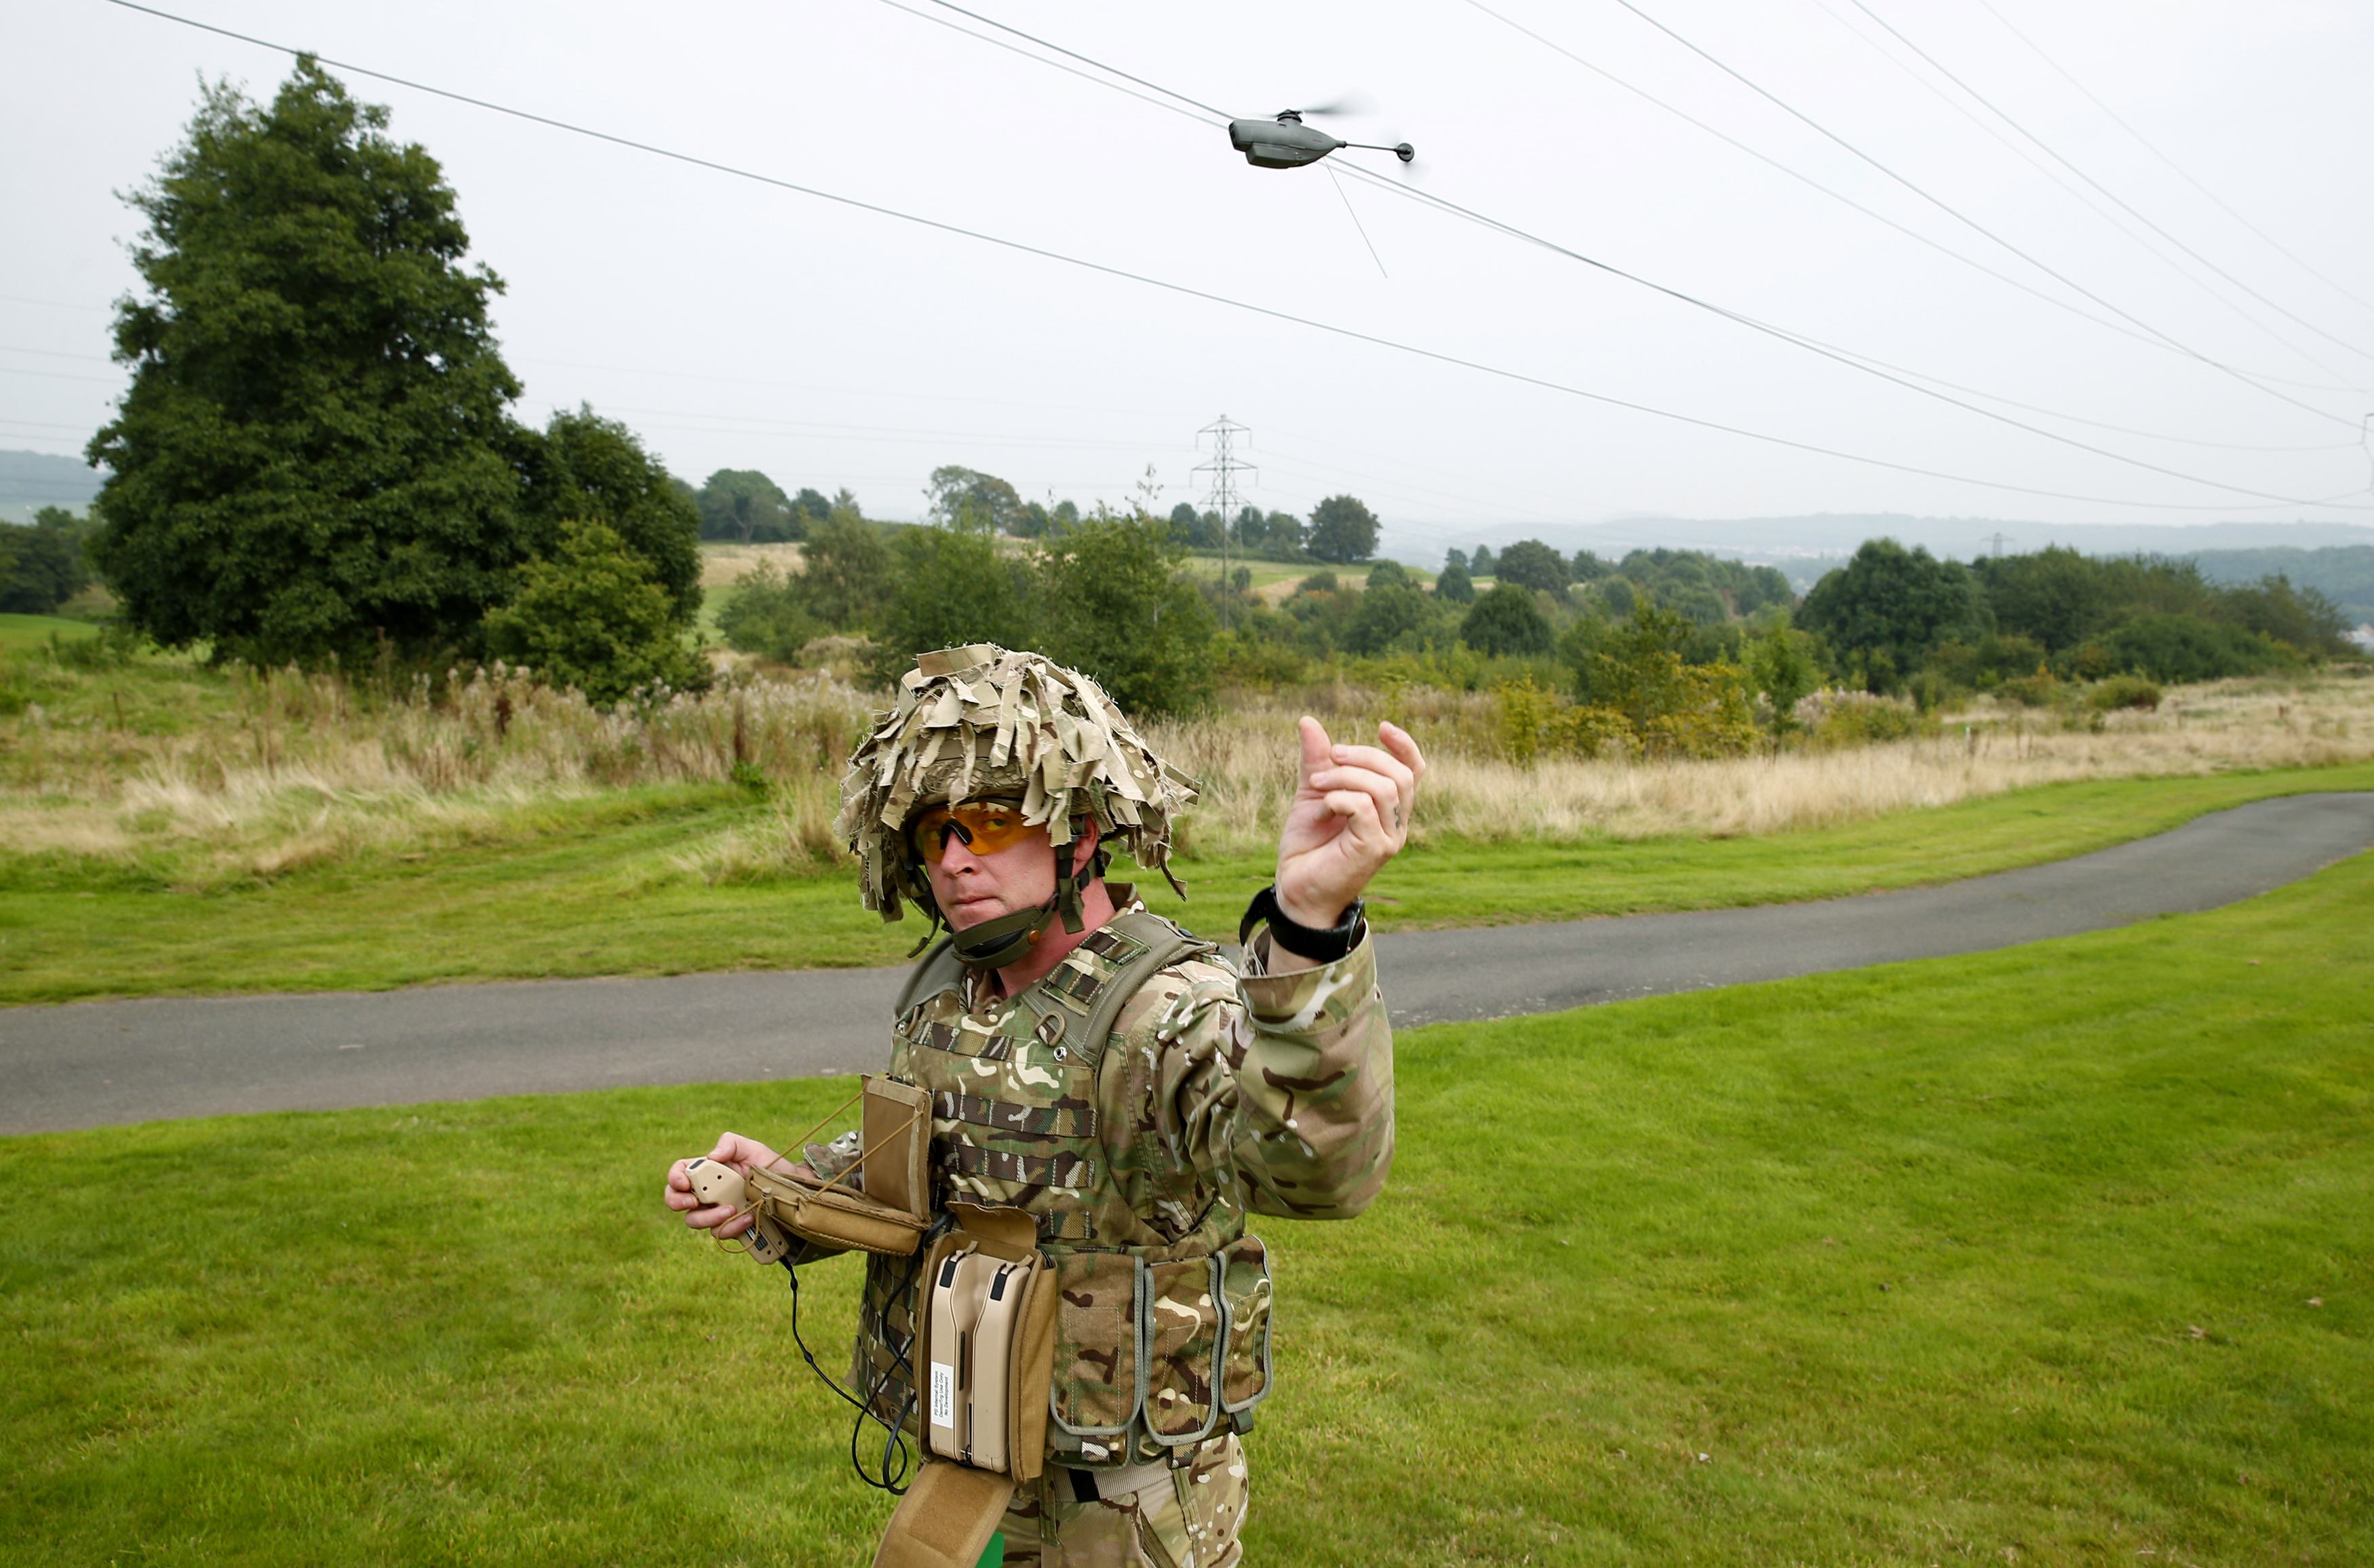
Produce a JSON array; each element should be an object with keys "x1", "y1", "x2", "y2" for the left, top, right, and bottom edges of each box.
[{"x1": 1227, "y1": 106, "x2": 1414, "y2": 170}]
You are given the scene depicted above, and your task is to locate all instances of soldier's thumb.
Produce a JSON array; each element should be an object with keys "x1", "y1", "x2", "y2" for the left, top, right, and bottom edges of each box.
[{"x1": 1296, "y1": 716, "x2": 1331, "y2": 781}]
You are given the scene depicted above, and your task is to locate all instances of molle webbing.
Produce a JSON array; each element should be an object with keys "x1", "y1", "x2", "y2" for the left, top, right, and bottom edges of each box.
[
  {"x1": 940, "y1": 1141, "x2": 1097, "y2": 1188},
  {"x1": 933, "y1": 1089, "x2": 1098, "y2": 1139}
]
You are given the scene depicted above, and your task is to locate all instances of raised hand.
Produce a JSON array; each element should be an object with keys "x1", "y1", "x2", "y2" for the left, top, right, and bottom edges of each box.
[
  {"x1": 663, "y1": 1131, "x2": 782, "y2": 1240},
  {"x1": 1273, "y1": 716, "x2": 1426, "y2": 937}
]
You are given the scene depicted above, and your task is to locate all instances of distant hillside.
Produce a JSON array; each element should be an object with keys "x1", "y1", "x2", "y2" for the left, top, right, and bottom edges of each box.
[
  {"x1": 0, "y1": 449, "x2": 103, "y2": 525},
  {"x1": 1382, "y1": 513, "x2": 2374, "y2": 577},
  {"x1": 2191, "y1": 545, "x2": 2374, "y2": 627}
]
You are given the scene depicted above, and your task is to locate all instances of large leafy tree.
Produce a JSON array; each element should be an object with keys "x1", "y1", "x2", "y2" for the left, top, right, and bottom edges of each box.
[
  {"x1": 1460, "y1": 582, "x2": 1553, "y2": 656},
  {"x1": 798, "y1": 507, "x2": 894, "y2": 631},
  {"x1": 926, "y1": 465, "x2": 1026, "y2": 534},
  {"x1": 1798, "y1": 537, "x2": 1990, "y2": 688},
  {"x1": 1972, "y1": 546, "x2": 2109, "y2": 653},
  {"x1": 88, "y1": 60, "x2": 528, "y2": 667},
  {"x1": 1306, "y1": 494, "x2": 1379, "y2": 564},
  {"x1": 1036, "y1": 513, "x2": 1215, "y2": 717},
  {"x1": 696, "y1": 467, "x2": 798, "y2": 542},
  {"x1": 0, "y1": 510, "x2": 95, "y2": 614},
  {"x1": 518, "y1": 407, "x2": 701, "y2": 623},
  {"x1": 1494, "y1": 538, "x2": 1570, "y2": 599}
]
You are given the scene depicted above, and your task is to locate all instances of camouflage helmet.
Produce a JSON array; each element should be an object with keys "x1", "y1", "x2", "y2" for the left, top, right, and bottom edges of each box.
[{"x1": 835, "y1": 644, "x2": 1201, "y2": 930}]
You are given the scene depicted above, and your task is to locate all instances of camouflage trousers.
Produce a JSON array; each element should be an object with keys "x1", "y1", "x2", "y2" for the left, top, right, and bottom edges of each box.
[{"x1": 998, "y1": 1435, "x2": 1247, "y2": 1568}]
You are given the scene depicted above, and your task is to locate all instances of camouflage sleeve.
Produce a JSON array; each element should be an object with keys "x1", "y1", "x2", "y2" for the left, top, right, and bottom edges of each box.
[{"x1": 1149, "y1": 931, "x2": 1394, "y2": 1221}]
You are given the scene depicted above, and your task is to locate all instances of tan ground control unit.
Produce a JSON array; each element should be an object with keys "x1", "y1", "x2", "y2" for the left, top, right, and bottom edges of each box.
[
  {"x1": 743, "y1": 1076, "x2": 933, "y2": 1257},
  {"x1": 881, "y1": 1202, "x2": 1059, "y2": 1568}
]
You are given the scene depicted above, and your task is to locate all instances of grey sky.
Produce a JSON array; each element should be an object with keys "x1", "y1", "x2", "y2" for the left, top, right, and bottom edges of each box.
[{"x1": 6, "y1": 0, "x2": 2373, "y2": 557}]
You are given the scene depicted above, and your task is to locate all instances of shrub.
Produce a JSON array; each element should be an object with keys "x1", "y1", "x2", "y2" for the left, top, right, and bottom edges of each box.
[
  {"x1": 1034, "y1": 513, "x2": 1215, "y2": 718},
  {"x1": 482, "y1": 518, "x2": 710, "y2": 707},
  {"x1": 1494, "y1": 678, "x2": 1633, "y2": 763},
  {"x1": 1996, "y1": 671, "x2": 2061, "y2": 708},
  {"x1": 1795, "y1": 689, "x2": 1926, "y2": 746},
  {"x1": 714, "y1": 560, "x2": 819, "y2": 665},
  {"x1": 2088, "y1": 674, "x2": 2162, "y2": 712},
  {"x1": 1460, "y1": 583, "x2": 1554, "y2": 657},
  {"x1": 2097, "y1": 613, "x2": 2297, "y2": 684}
]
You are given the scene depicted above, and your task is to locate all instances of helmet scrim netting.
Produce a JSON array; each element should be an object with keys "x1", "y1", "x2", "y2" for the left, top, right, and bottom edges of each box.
[{"x1": 834, "y1": 644, "x2": 1202, "y2": 923}]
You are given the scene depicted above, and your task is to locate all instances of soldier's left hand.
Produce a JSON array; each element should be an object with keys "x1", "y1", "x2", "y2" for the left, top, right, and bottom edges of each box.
[{"x1": 1274, "y1": 717, "x2": 1425, "y2": 930}]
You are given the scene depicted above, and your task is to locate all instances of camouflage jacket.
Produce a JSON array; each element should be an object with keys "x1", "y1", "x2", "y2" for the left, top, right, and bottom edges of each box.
[{"x1": 852, "y1": 895, "x2": 1393, "y2": 1465}]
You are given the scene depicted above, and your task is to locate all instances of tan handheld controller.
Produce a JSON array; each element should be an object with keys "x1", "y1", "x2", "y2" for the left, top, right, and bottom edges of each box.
[{"x1": 684, "y1": 1156, "x2": 793, "y2": 1266}]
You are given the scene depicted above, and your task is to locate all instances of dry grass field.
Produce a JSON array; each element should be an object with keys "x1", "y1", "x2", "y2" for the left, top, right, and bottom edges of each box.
[
  {"x1": 4, "y1": 640, "x2": 2369, "y2": 890},
  {"x1": 695, "y1": 539, "x2": 804, "y2": 588}
]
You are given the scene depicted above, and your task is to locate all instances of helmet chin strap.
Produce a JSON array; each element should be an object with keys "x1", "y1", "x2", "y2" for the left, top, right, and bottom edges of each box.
[{"x1": 946, "y1": 837, "x2": 1092, "y2": 971}]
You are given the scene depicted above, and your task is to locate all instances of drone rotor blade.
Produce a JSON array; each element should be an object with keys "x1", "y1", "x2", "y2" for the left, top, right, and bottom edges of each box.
[{"x1": 1290, "y1": 90, "x2": 1375, "y2": 117}]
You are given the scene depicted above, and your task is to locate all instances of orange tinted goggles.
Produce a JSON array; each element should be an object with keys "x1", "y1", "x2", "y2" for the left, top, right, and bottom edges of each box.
[{"x1": 907, "y1": 801, "x2": 1038, "y2": 864}]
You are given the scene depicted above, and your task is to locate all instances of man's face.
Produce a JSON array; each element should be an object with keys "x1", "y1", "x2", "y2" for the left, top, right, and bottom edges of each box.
[{"x1": 910, "y1": 800, "x2": 1081, "y2": 930}]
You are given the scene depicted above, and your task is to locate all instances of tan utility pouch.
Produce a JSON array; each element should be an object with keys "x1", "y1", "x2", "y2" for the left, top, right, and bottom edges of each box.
[
  {"x1": 874, "y1": 1202, "x2": 1059, "y2": 1568},
  {"x1": 747, "y1": 1076, "x2": 932, "y2": 1257}
]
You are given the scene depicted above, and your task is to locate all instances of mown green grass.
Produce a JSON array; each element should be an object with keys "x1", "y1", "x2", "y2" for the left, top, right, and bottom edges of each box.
[
  {"x1": 5, "y1": 763, "x2": 2373, "y2": 1006},
  {"x1": 4, "y1": 845, "x2": 2367, "y2": 1563},
  {"x1": 0, "y1": 612, "x2": 100, "y2": 650}
]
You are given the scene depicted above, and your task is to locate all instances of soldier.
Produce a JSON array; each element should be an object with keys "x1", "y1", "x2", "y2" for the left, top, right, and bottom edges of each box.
[{"x1": 665, "y1": 644, "x2": 1422, "y2": 1567}]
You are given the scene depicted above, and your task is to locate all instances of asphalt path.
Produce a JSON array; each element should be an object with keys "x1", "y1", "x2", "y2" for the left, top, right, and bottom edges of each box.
[{"x1": 5, "y1": 791, "x2": 2370, "y2": 1135}]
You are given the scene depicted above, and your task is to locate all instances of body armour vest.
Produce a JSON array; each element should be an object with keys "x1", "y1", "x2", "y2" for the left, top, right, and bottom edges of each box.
[{"x1": 853, "y1": 906, "x2": 1277, "y2": 1468}]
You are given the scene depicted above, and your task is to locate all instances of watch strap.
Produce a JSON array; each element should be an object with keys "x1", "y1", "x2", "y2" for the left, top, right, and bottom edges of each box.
[{"x1": 1239, "y1": 884, "x2": 1365, "y2": 964}]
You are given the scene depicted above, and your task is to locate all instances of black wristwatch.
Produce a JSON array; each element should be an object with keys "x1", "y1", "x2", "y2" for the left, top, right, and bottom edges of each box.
[{"x1": 1239, "y1": 884, "x2": 1366, "y2": 964}]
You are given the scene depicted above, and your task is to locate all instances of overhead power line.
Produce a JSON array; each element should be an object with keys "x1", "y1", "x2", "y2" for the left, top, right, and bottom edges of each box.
[
  {"x1": 1971, "y1": 0, "x2": 2374, "y2": 326},
  {"x1": 880, "y1": 0, "x2": 2369, "y2": 479},
  {"x1": 1329, "y1": 159, "x2": 2365, "y2": 498},
  {"x1": 1460, "y1": 0, "x2": 2364, "y2": 397},
  {"x1": 91, "y1": 0, "x2": 2370, "y2": 514},
  {"x1": 1840, "y1": 0, "x2": 2374, "y2": 369},
  {"x1": 1806, "y1": 0, "x2": 2364, "y2": 390},
  {"x1": 1601, "y1": 0, "x2": 2364, "y2": 431},
  {"x1": 887, "y1": 0, "x2": 2368, "y2": 467}
]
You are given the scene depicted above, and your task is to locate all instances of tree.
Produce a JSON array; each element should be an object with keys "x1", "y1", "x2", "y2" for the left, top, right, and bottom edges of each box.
[
  {"x1": 483, "y1": 519, "x2": 708, "y2": 705},
  {"x1": 1307, "y1": 494, "x2": 1379, "y2": 564},
  {"x1": 1797, "y1": 538, "x2": 1990, "y2": 690},
  {"x1": 714, "y1": 557, "x2": 819, "y2": 664},
  {"x1": 927, "y1": 465, "x2": 1025, "y2": 534},
  {"x1": 1346, "y1": 575, "x2": 1429, "y2": 655},
  {"x1": 697, "y1": 468, "x2": 797, "y2": 542},
  {"x1": 0, "y1": 509, "x2": 95, "y2": 614},
  {"x1": 1582, "y1": 602, "x2": 1755, "y2": 757},
  {"x1": 1745, "y1": 625, "x2": 1820, "y2": 732},
  {"x1": 1570, "y1": 548, "x2": 1612, "y2": 583},
  {"x1": 1036, "y1": 513, "x2": 1215, "y2": 717},
  {"x1": 1470, "y1": 544, "x2": 1498, "y2": 579},
  {"x1": 1167, "y1": 502, "x2": 1203, "y2": 547},
  {"x1": 1974, "y1": 546, "x2": 2107, "y2": 653},
  {"x1": 791, "y1": 488, "x2": 832, "y2": 532},
  {"x1": 1494, "y1": 538, "x2": 1570, "y2": 599},
  {"x1": 798, "y1": 507, "x2": 893, "y2": 631},
  {"x1": 87, "y1": 60, "x2": 527, "y2": 668},
  {"x1": 2219, "y1": 574, "x2": 2350, "y2": 656},
  {"x1": 1435, "y1": 559, "x2": 1475, "y2": 604},
  {"x1": 519, "y1": 407, "x2": 701, "y2": 623},
  {"x1": 872, "y1": 523, "x2": 1032, "y2": 675},
  {"x1": 1262, "y1": 511, "x2": 1305, "y2": 557},
  {"x1": 1460, "y1": 583, "x2": 1553, "y2": 656}
]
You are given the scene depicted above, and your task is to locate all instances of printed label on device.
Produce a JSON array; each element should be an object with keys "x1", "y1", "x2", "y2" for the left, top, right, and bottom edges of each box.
[{"x1": 930, "y1": 1362, "x2": 956, "y2": 1429}]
